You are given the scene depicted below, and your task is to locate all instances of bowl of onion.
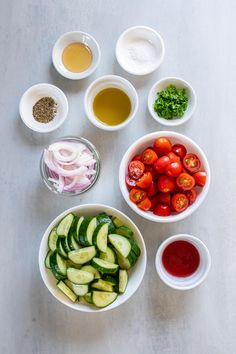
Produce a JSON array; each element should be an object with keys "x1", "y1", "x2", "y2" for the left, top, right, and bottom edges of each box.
[{"x1": 40, "y1": 136, "x2": 101, "y2": 196}]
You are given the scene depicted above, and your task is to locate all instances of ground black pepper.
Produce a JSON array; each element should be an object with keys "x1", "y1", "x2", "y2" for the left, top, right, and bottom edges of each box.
[{"x1": 32, "y1": 97, "x2": 57, "y2": 123}]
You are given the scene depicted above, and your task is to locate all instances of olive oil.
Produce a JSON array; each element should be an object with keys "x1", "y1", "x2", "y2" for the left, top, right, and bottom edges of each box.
[
  {"x1": 93, "y1": 88, "x2": 131, "y2": 126},
  {"x1": 62, "y1": 42, "x2": 92, "y2": 73}
]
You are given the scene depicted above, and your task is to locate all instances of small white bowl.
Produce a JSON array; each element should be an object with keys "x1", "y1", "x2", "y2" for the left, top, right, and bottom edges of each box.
[
  {"x1": 52, "y1": 31, "x2": 101, "y2": 80},
  {"x1": 39, "y1": 204, "x2": 147, "y2": 312},
  {"x1": 119, "y1": 131, "x2": 210, "y2": 223},
  {"x1": 155, "y1": 234, "x2": 211, "y2": 290},
  {"x1": 116, "y1": 26, "x2": 165, "y2": 75},
  {"x1": 84, "y1": 75, "x2": 139, "y2": 131},
  {"x1": 148, "y1": 77, "x2": 197, "y2": 126},
  {"x1": 19, "y1": 83, "x2": 68, "y2": 133}
]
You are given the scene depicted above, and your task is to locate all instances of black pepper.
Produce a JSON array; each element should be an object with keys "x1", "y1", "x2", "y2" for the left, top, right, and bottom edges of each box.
[{"x1": 32, "y1": 97, "x2": 57, "y2": 123}]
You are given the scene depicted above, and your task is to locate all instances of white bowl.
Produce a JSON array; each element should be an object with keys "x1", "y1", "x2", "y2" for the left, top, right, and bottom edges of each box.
[
  {"x1": 84, "y1": 75, "x2": 139, "y2": 131},
  {"x1": 155, "y1": 234, "x2": 211, "y2": 290},
  {"x1": 116, "y1": 26, "x2": 165, "y2": 75},
  {"x1": 119, "y1": 131, "x2": 210, "y2": 223},
  {"x1": 148, "y1": 77, "x2": 197, "y2": 126},
  {"x1": 52, "y1": 31, "x2": 101, "y2": 80},
  {"x1": 38, "y1": 204, "x2": 147, "y2": 312},
  {"x1": 19, "y1": 83, "x2": 68, "y2": 133}
]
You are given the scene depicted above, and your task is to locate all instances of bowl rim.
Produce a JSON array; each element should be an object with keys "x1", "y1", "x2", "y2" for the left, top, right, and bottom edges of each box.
[
  {"x1": 38, "y1": 203, "x2": 147, "y2": 312},
  {"x1": 148, "y1": 76, "x2": 197, "y2": 126},
  {"x1": 119, "y1": 131, "x2": 211, "y2": 223}
]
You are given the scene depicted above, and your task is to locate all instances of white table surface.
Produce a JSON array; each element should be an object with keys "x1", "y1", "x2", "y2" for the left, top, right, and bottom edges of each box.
[{"x1": 1, "y1": 0, "x2": 236, "y2": 353}]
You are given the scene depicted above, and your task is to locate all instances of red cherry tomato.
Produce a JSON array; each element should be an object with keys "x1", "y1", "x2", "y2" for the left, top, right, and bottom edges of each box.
[
  {"x1": 154, "y1": 156, "x2": 170, "y2": 174},
  {"x1": 158, "y1": 192, "x2": 171, "y2": 206},
  {"x1": 132, "y1": 154, "x2": 142, "y2": 161},
  {"x1": 145, "y1": 165, "x2": 159, "y2": 180},
  {"x1": 193, "y1": 171, "x2": 206, "y2": 187},
  {"x1": 137, "y1": 197, "x2": 152, "y2": 211},
  {"x1": 129, "y1": 188, "x2": 147, "y2": 204},
  {"x1": 149, "y1": 195, "x2": 159, "y2": 210},
  {"x1": 158, "y1": 175, "x2": 175, "y2": 193},
  {"x1": 176, "y1": 173, "x2": 195, "y2": 191},
  {"x1": 125, "y1": 176, "x2": 137, "y2": 189},
  {"x1": 136, "y1": 172, "x2": 153, "y2": 189},
  {"x1": 185, "y1": 189, "x2": 197, "y2": 205},
  {"x1": 141, "y1": 148, "x2": 158, "y2": 165},
  {"x1": 146, "y1": 181, "x2": 158, "y2": 197},
  {"x1": 167, "y1": 152, "x2": 180, "y2": 163},
  {"x1": 154, "y1": 204, "x2": 171, "y2": 216},
  {"x1": 172, "y1": 193, "x2": 189, "y2": 212},
  {"x1": 172, "y1": 144, "x2": 187, "y2": 159},
  {"x1": 153, "y1": 137, "x2": 172, "y2": 156},
  {"x1": 128, "y1": 161, "x2": 145, "y2": 180},
  {"x1": 166, "y1": 161, "x2": 182, "y2": 178},
  {"x1": 183, "y1": 154, "x2": 201, "y2": 173}
]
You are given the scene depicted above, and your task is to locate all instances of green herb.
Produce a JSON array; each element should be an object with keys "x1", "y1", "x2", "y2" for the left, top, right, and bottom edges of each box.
[
  {"x1": 154, "y1": 85, "x2": 188, "y2": 120},
  {"x1": 33, "y1": 96, "x2": 57, "y2": 123}
]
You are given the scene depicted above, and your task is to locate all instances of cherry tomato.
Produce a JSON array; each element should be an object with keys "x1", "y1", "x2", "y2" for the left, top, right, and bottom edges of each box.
[
  {"x1": 137, "y1": 197, "x2": 152, "y2": 211},
  {"x1": 128, "y1": 161, "x2": 145, "y2": 180},
  {"x1": 126, "y1": 175, "x2": 136, "y2": 189},
  {"x1": 141, "y1": 148, "x2": 158, "y2": 165},
  {"x1": 129, "y1": 188, "x2": 147, "y2": 204},
  {"x1": 176, "y1": 173, "x2": 195, "y2": 191},
  {"x1": 150, "y1": 195, "x2": 159, "y2": 210},
  {"x1": 158, "y1": 175, "x2": 175, "y2": 193},
  {"x1": 136, "y1": 172, "x2": 153, "y2": 189},
  {"x1": 153, "y1": 137, "x2": 172, "y2": 156},
  {"x1": 132, "y1": 154, "x2": 142, "y2": 161},
  {"x1": 146, "y1": 181, "x2": 158, "y2": 197},
  {"x1": 154, "y1": 204, "x2": 171, "y2": 216},
  {"x1": 183, "y1": 153, "x2": 201, "y2": 173},
  {"x1": 153, "y1": 156, "x2": 170, "y2": 174},
  {"x1": 172, "y1": 144, "x2": 187, "y2": 159},
  {"x1": 158, "y1": 192, "x2": 171, "y2": 206},
  {"x1": 167, "y1": 152, "x2": 180, "y2": 163},
  {"x1": 166, "y1": 161, "x2": 182, "y2": 178},
  {"x1": 145, "y1": 165, "x2": 159, "y2": 180},
  {"x1": 172, "y1": 193, "x2": 189, "y2": 212},
  {"x1": 193, "y1": 171, "x2": 206, "y2": 187},
  {"x1": 185, "y1": 189, "x2": 197, "y2": 205}
]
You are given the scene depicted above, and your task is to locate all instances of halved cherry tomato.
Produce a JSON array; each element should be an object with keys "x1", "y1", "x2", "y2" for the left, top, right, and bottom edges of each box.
[
  {"x1": 126, "y1": 175, "x2": 136, "y2": 189},
  {"x1": 193, "y1": 171, "x2": 206, "y2": 187},
  {"x1": 183, "y1": 153, "x2": 201, "y2": 173},
  {"x1": 136, "y1": 172, "x2": 152, "y2": 189},
  {"x1": 128, "y1": 161, "x2": 145, "y2": 180},
  {"x1": 158, "y1": 175, "x2": 175, "y2": 193},
  {"x1": 185, "y1": 189, "x2": 197, "y2": 205},
  {"x1": 172, "y1": 193, "x2": 189, "y2": 212},
  {"x1": 153, "y1": 137, "x2": 172, "y2": 156},
  {"x1": 146, "y1": 181, "x2": 158, "y2": 197},
  {"x1": 137, "y1": 197, "x2": 152, "y2": 211},
  {"x1": 129, "y1": 188, "x2": 147, "y2": 204},
  {"x1": 166, "y1": 161, "x2": 182, "y2": 178},
  {"x1": 176, "y1": 173, "x2": 195, "y2": 191},
  {"x1": 141, "y1": 148, "x2": 158, "y2": 165},
  {"x1": 154, "y1": 204, "x2": 171, "y2": 216},
  {"x1": 172, "y1": 144, "x2": 187, "y2": 159},
  {"x1": 150, "y1": 195, "x2": 159, "y2": 210},
  {"x1": 145, "y1": 165, "x2": 159, "y2": 180},
  {"x1": 167, "y1": 152, "x2": 180, "y2": 163},
  {"x1": 158, "y1": 192, "x2": 171, "y2": 206},
  {"x1": 154, "y1": 156, "x2": 170, "y2": 174},
  {"x1": 132, "y1": 154, "x2": 142, "y2": 161}
]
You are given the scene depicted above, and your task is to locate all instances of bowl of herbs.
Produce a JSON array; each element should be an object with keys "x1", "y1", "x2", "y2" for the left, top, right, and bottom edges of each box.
[{"x1": 148, "y1": 77, "x2": 197, "y2": 126}]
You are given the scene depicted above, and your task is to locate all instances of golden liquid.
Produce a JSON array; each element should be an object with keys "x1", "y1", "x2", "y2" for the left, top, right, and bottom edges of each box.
[
  {"x1": 62, "y1": 42, "x2": 92, "y2": 73},
  {"x1": 93, "y1": 88, "x2": 131, "y2": 126}
]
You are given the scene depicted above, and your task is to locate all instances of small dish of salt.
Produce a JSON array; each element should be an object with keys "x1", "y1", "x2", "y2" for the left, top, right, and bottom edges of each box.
[{"x1": 116, "y1": 26, "x2": 165, "y2": 76}]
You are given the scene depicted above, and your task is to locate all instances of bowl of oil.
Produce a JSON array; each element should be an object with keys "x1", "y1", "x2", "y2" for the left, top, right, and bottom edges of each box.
[
  {"x1": 84, "y1": 75, "x2": 139, "y2": 131},
  {"x1": 52, "y1": 31, "x2": 101, "y2": 80}
]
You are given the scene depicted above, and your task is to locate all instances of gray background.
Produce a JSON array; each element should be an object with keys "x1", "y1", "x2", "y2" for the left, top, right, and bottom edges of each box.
[{"x1": 0, "y1": 0, "x2": 235, "y2": 353}]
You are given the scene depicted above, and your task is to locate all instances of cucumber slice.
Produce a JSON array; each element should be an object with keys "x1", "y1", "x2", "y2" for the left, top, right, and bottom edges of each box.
[
  {"x1": 91, "y1": 258, "x2": 119, "y2": 274},
  {"x1": 82, "y1": 292, "x2": 93, "y2": 304},
  {"x1": 48, "y1": 228, "x2": 58, "y2": 251},
  {"x1": 117, "y1": 253, "x2": 132, "y2": 270},
  {"x1": 92, "y1": 279, "x2": 113, "y2": 292},
  {"x1": 115, "y1": 226, "x2": 134, "y2": 239},
  {"x1": 61, "y1": 236, "x2": 71, "y2": 253},
  {"x1": 76, "y1": 216, "x2": 84, "y2": 241},
  {"x1": 67, "y1": 268, "x2": 94, "y2": 284},
  {"x1": 44, "y1": 250, "x2": 52, "y2": 269},
  {"x1": 68, "y1": 246, "x2": 96, "y2": 264},
  {"x1": 92, "y1": 291, "x2": 118, "y2": 308},
  {"x1": 112, "y1": 217, "x2": 124, "y2": 228},
  {"x1": 129, "y1": 239, "x2": 141, "y2": 257},
  {"x1": 79, "y1": 217, "x2": 97, "y2": 246},
  {"x1": 66, "y1": 260, "x2": 82, "y2": 269},
  {"x1": 50, "y1": 251, "x2": 67, "y2": 280},
  {"x1": 93, "y1": 223, "x2": 108, "y2": 252},
  {"x1": 67, "y1": 232, "x2": 80, "y2": 251},
  {"x1": 56, "y1": 213, "x2": 74, "y2": 238},
  {"x1": 99, "y1": 246, "x2": 117, "y2": 264},
  {"x1": 64, "y1": 280, "x2": 88, "y2": 296},
  {"x1": 80, "y1": 265, "x2": 101, "y2": 279},
  {"x1": 56, "y1": 238, "x2": 68, "y2": 259},
  {"x1": 57, "y1": 281, "x2": 77, "y2": 302},
  {"x1": 97, "y1": 213, "x2": 115, "y2": 233},
  {"x1": 108, "y1": 234, "x2": 132, "y2": 258},
  {"x1": 119, "y1": 270, "x2": 128, "y2": 293},
  {"x1": 103, "y1": 275, "x2": 118, "y2": 285}
]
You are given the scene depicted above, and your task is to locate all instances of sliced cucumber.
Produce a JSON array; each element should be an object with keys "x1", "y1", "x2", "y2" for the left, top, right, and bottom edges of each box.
[
  {"x1": 92, "y1": 291, "x2": 118, "y2": 308},
  {"x1": 79, "y1": 217, "x2": 97, "y2": 246},
  {"x1": 119, "y1": 269, "x2": 128, "y2": 293},
  {"x1": 44, "y1": 250, "x2": 52, "y2": 269},
  {"x1": 112, "y1": 216, "x2": 124, "y2": 228},
  {"x1": 115, "y1": 226, "x2": 134, "y2": 239},
  {"x1": 92, "y1": 279, "x2": 113, "y2": 292},
  {"x1": 50, "y1": 251, "x2": 67, "y2": 280},
  {"x1": 76, "y1": 216, "x2": 84, "y2": 241},
  {"x1": 99, "y1": 246, "x2": 117, "y2": 264},
  {"x1": 48, "y1": 228, "x2": 58, "y2": 251},
  {"x1": 97, "y1": 213, "x2": 115, "y2": 233},
  {"x1": 117, "y1": 253, "x2": 132, "y2": 270},
  {"x1": 57, "y1": 281, "x2": 77, "y2": 302},
  {"x1": 91, "y1": 258, "x2": 119, "y2": 274},
  {"x1": 56, "y1": 238, "x2": 68, "y2": 259},
  {"x1": 80, "y1": 265, "x2": 101, "y2": 279},
  {"x1": 129, "y1": 239, "x2": 141, "y2": 257},
  {"x1": 108, "y1": 234, "x2": 132, "y2": 258},
  {"x1": 67, "y1": 232, "x2": 80, "y2": 251},
  {"x1": 61, "y1": 236, "x2": 71, "y2": 254},
  {"x1": 93, "y1": 223, "x2": 108, "y2": 252},
  {"x1": 82, "y1": 292, "x2": 93, "y2": 304},
  {"x1": 66, "y1": 259, "x2": 82, "y2": 269},
  {"x1": 56, "y1": 213, "x2": 74, "y2": 238},
  {"x1": 68, "y1": 246, "x2": 96, "y2": 264},
  {"x1": 65, "y1": 280, "x2": 88, "y2": 296},
  {"x1": 103, "y1": 275, "x2": 118, "y2": 285},
  {"x1": 67, "y1": 268, "x2": 94, "y2": 284}
]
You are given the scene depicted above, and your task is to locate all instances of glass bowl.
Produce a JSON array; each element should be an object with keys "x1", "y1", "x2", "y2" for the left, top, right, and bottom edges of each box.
[{"x1": 40, "y1": 136, "x2": 101, "y2": 196}]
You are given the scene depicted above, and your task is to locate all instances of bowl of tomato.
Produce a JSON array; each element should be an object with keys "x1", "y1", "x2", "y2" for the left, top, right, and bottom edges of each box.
[{"x1": 119, "y1": 131, "x2": 210, "y2": 223}]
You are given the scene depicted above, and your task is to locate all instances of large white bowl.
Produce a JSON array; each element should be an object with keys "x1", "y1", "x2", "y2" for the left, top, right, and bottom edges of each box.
[
  {"x1": 39, "y1": 204, "x2": 146, "y2": 312},
  {"x1": 119, "y1": 131, "x2": 210, "y2": 223}
]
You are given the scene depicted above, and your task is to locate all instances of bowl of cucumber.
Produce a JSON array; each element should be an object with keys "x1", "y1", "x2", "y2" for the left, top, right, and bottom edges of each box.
[{"x1": 39, "y1": 204, "x2": 146, "y2": 312}]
